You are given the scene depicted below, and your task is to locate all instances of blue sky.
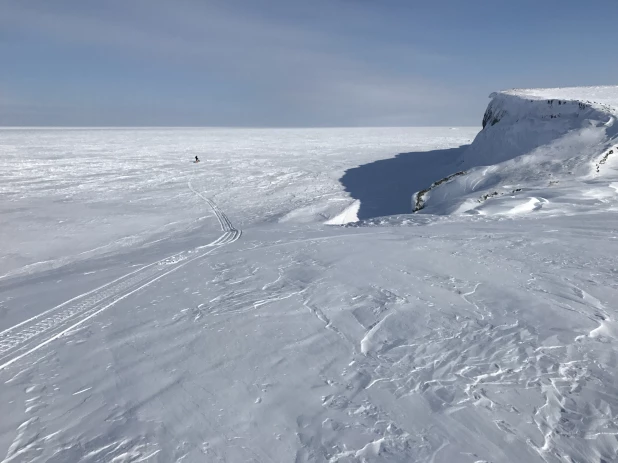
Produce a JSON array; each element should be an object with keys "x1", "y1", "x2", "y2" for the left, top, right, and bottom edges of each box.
[{"x1": 1, "y1": 0, "x2": 617, "y2": 127}]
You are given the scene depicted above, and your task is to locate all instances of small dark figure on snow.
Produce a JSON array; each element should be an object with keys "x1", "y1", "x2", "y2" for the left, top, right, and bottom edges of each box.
[{"x1": 195, "y1": 156, "x2": 200, "y2": 163}]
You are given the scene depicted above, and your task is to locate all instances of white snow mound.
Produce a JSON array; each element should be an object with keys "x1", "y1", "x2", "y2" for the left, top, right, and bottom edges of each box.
[{"x1": 415, "y1": 86, "x2": 618, "y2": 216}]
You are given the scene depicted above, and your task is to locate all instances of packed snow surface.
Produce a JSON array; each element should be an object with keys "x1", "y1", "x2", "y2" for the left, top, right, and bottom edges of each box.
[{"x1": 2, "y1": 87, "x2": 618, "y2": 463}]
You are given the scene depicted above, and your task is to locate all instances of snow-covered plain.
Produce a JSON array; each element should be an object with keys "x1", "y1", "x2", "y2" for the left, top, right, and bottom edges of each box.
[
  {"x1": 2, "y1": 87, "x2": 618, "y2": 463},
  {"x1": 0, "y1": 127, "x2": 475, "y2": 279}
]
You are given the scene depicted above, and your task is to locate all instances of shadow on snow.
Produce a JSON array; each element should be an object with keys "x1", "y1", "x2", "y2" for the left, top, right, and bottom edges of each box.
[{"x1": 340, "y1": 145, "x2": 470, "y2": 221}]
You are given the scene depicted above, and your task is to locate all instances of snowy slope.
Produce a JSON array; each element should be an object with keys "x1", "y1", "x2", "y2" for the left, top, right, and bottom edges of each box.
[
  {"x1": 2, "y1": 111, "x2": 618, "y2": 462},
  {"x1": 415, "y1": 86, "x2": 618, "y2": 216}
]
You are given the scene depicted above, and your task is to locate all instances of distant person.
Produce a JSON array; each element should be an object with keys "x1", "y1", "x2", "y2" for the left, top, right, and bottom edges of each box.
[{"x1": 195, "y1": 155, "x2": 200, "y2": 163}]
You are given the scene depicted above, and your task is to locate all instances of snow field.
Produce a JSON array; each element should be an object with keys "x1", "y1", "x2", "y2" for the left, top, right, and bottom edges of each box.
[{"x1": 2, "y1": 87, "x2": 618, "y2": 462}]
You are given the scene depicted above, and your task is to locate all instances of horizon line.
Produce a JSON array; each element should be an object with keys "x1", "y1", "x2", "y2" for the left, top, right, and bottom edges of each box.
[{"x1": 0, "y1": 125, "x2": 481, "y2": 130}]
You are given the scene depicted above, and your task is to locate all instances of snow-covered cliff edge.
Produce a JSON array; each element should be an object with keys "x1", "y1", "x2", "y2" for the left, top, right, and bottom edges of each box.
[{"x1": 415, "y1": 86, "x2": 618, "y2": 216}]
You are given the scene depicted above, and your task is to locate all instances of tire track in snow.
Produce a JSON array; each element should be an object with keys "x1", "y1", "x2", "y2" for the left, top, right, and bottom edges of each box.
[{"x1": 0, "y1": 179, "x2": 241, "y2": 371}]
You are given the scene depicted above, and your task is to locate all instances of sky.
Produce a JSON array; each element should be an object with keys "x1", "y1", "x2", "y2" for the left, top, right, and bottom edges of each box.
[{"x1": 1, "y1": 0, "x2": 617, "y2": 127}]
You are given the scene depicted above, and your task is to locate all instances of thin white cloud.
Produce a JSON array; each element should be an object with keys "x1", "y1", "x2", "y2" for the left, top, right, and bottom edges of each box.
[{"x1": 0, "y1": 1, "x2": 482, "y2": 126}]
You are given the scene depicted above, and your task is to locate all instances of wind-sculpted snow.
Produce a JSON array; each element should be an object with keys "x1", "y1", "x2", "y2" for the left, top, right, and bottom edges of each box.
[
  {"x1": 2, "y1": 117, "x2": 618, "y2": 462},
  {"x1": 415, "y1": 86, "x2": 618, "y2": 216},
  {"x1": 3, "y1": 213, "x2": 618, "y2": 462}
]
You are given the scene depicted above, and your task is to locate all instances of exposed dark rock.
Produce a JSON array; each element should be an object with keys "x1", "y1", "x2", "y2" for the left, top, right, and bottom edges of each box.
[{"x1": 413, "y1": 171, "x2": 466, "y2": 212}]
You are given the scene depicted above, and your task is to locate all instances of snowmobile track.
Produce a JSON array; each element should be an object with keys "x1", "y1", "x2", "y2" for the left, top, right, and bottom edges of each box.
[
  {"x1": 187, "y1": 179, "x2": 241, "y2": 244},
  {"x1": 0, "y1": 183, "x2": 241, "y2": 371}
]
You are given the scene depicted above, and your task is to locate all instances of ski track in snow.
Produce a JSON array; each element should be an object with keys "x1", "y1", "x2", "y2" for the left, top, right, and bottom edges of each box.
[{"x1": 0, "y1": 177, "x2": 241, "y2": 372}]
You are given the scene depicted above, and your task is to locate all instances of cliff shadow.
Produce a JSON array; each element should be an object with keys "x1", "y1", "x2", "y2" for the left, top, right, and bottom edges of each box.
[{"x1": 340, "y1": 145, "x2": 469, "y2": 221}]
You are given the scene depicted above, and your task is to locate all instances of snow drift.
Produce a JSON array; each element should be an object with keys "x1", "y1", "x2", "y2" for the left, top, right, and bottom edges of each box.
[{"x1": 414, "y1": 86, "x2": 618, "y2": 216}]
